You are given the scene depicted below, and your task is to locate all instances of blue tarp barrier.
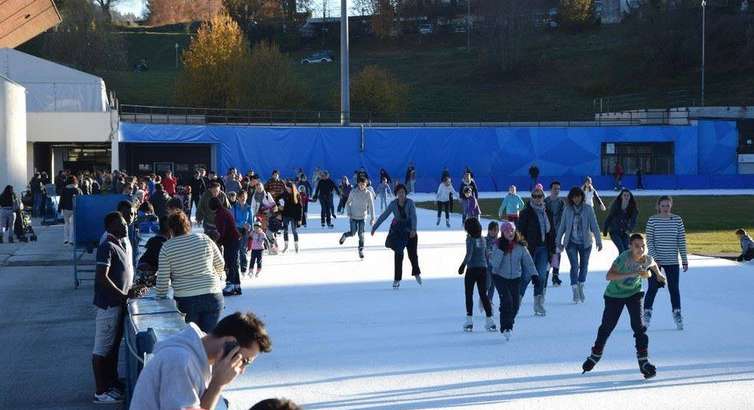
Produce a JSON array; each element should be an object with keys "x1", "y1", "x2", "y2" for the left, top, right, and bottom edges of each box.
[
  {"x1": 74, "y1": 194, "x2": 130, "y2": 250},
  {"x1": 119, "y1": 120, "x2": 741, "y2": 191}
]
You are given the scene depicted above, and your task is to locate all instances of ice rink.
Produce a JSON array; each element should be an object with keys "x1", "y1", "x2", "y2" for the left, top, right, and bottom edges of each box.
[{"x1": 220, "y1": 194, "x2": 754, "y2": 409}]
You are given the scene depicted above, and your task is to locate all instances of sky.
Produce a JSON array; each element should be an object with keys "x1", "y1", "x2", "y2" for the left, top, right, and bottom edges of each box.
[{"x1": 112, "y1": 0, "x2": 348, "y2": 19}]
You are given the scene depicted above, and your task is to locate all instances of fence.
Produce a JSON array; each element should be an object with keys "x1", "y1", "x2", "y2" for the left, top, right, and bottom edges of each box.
[{"x1": 119, "y1": 104, "x2": 687, "y2": 127}]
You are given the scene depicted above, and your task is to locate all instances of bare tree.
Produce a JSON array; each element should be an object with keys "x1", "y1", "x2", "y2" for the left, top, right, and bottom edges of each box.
[{"x1": 93, "y1": 0, "x2": 121, "y2": 24}]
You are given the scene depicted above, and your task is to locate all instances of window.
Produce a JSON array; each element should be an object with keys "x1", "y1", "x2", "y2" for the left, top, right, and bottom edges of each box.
[{"x1": 601, "y1": 142, "x2": 674, "y2": 175}]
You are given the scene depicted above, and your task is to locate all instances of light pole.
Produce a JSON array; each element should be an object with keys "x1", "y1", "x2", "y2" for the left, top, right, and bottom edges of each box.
[
  {"x1": 701, "y1": 0, "x2": 706, "y2": 107},
  {"x1": 340, "y1": 0, "x2": 350, "y2": 126},
  {"x1": 466, "y1": 0, "x2": 471, "y2": 51},
  {"x1": 174, "y1": 43, "x2": 179, "y2": 69}
]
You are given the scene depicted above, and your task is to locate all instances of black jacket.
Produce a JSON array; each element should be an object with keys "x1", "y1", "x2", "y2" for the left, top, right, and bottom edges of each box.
[
  {"x1": 281, "y1": 192, "x2": 303, "y2": 220},
  {"x1": 150, "y1": 191, "x2": 171, "y2": 219},
  {"x1": 58, "y1": 185, "x2": 83, "y2": 211},
  {"x1": 603, "y1": 202, "x2": 638, "y2": 235},
  {"x1": 459, "y1": 180, "x2": 479, "y2": 199},
  {"x1": 518, "y1": 203, "x2": 556, "y2": 256},
  {"x1": 314, "y1": 178, "x2": 339, "y2": 200},
  {"x1": 189, "y1": 177, "x2": 206, "y2": 196}
]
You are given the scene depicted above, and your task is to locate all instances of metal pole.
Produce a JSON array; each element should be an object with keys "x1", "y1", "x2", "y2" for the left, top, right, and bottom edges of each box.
[
  {"x1": 340, "y1": 0, "x2": 350, "y2": 126},
  {"x1": 174, "y1": 43, "x2": 179, "y2": 69},
  {"x1": 466, "y1": 0, "x2": 471, "y2": 51},
  {"x1": 701, "y1": 0, "x2": 706, "y2": 107}
]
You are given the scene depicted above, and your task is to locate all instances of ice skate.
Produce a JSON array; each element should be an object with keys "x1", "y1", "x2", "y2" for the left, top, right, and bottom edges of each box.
[
  {"x1": 294, "y1": 242, "x2": 299, "y2": 253},
  {"x1": 339, "y1": 233, "x2": 346, "y2": 245},
  {"x1": 578, "y1": 283, "x2": 586, "y2": 303},
  {"x1": 582, "y1": 348, "x2": 602, "y2": 374},
  {"x1": 436, "y1": 216, "x2": 440, "y2": 226},
  {"x1": 502, "y1": 329, "x2": 511, "y2": 341},
  {"x1": 445, "y1": 218, "x2": 450, "y2": 228},
  {"x1": 393, "y1": 280, "x2": 400, "y2": 289},
  {"x1": 255, "y1": 268, "x2": 261, "y2": 278},
  {"x1": 485, "y1": 316, "x2": 497, "y2": 332},
  {"x1": 463, "y1": 316, "x2": 473, "y2": 332},
  {"x1": 572, "y1": 285, "x2": 580, "y2": 303},
  {"x1": 638, "y1": 357, "x2": 657, "y2": 379},
  {"x1": 282, "y1": 241, "x2": 288, "y2": 253},
  {"x1": 358, "y1": 249, "x2": 364, "y2": 259},
  {"x1": 643, "y1": 309, "x2": 652, "y2": 328},
  {"x1": 414, "y1": 275, "x2": 422, "y2": 286},
  {"x1": 673, "y1": 309, "x2": 684, "y2": 330}
]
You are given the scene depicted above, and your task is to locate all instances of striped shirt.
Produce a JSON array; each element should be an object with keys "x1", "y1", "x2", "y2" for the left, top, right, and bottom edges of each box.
[
  {"x1": 155, "y1": 233, "x2": 225, "y2": 298},
  {"x1": 645, "y1": 214, "x2": 688, "y2": 266}
]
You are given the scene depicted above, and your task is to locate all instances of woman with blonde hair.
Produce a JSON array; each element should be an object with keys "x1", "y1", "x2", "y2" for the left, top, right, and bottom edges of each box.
[{"x1": 280, "y1": 181, "x2": 303, "y2": 253}]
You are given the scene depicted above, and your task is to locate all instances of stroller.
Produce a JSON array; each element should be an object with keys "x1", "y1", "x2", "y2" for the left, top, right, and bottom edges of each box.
[{"x1": 14, "y1": 208, "x2": 37, "y2": 242}]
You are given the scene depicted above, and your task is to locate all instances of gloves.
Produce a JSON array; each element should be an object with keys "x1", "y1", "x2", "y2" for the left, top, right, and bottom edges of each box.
[{"x1": 458, "y1": 264, "x2": 466, "y2": 275}]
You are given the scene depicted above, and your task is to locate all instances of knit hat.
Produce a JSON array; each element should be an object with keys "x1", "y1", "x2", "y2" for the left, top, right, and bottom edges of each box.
[
  {"x1": 533, "y1": 183, "x2": 544, "y2": 193},
  {"x1": 501, "y1": 220, "x2": 516, "y2": 233}
]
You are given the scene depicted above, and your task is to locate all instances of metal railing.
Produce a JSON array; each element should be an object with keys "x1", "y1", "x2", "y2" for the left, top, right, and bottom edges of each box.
[{"x1": 119, "y1": 104, "x2": 688, "y2": 127}]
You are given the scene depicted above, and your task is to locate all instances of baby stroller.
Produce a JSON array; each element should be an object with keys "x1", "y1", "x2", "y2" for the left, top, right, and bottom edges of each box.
[{"x1": 14, "y1": 208, "x2": 37, "y2": 242}]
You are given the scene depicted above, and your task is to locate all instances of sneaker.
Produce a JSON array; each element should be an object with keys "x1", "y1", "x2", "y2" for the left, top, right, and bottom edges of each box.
[
  {"x1": 106, "y1": 388, "x2": 124, "y2": 401},
  {"x1": 393, "y1": 280, "x2": 400, "y2": 289},
  {"x1": 414, "y1": 275, "x2": 422, "y2": 286},
  {"x1": 485, "y1": 316, "x2": 497, "y2": 332},
  {"x1": 673, "y1": 309, "x2": 684, "y2": 330},
  {"x1": 643, "y1": 309, "x2": 652, "y2": 328},
  {"x1": 339, "y1": 233, "x2": 346, "y2": 245},
  {"x1": 93, "y1": 391, "x2": 123, "y2": 404}
]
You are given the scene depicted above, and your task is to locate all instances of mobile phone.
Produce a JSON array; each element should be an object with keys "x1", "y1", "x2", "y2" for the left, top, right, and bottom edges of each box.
[{"x1": 223, "y1": 341, "x2": 239, "y2": 359}]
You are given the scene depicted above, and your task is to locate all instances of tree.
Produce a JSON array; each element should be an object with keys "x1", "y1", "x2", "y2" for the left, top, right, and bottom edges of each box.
[
  {"x1": 244, "y1": 41, "x2": 309, "y2": 109},
  {"x1": 176, "y1": 12, "x2": 250, "y2": 108},
  {"x1": 146, "y1": 0, "x2": 223, "y2": 25},
  {"x1": 371, "y1": 0, "x2": 398, "y2": 39},
  {"x1": 41, "y1": 0, "x2": 126, "y2": 71},
  {"x1": 349, "y1": 65, "x2": 409, "y2": 117},
  {"x1": 558, "y1": 0, "x2": 599, "y2": 31},
  {"x1": 93, "y1": 0, "x2": 121, "y2": 24},
  {"x1": 478, "y1": 0, "x2": 535, "y2": 74}
]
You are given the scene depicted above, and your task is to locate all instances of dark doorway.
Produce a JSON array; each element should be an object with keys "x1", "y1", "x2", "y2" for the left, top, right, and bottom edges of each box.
[{"x1": 121, "y1": 143, "x2": 212, "y2": 181}]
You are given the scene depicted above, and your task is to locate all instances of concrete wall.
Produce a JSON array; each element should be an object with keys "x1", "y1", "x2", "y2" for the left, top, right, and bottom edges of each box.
[
  {"x1": 27, "y1": 111, "x2": 112, "y2": 143},
  {"x1": 0, "y1": 78, "x2": 28, "y2": 191}
]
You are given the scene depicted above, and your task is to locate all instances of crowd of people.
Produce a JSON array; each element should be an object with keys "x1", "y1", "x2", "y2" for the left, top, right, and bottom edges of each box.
[{"x1": 12, "y1": 161, "x2": 753, "y2": 406}]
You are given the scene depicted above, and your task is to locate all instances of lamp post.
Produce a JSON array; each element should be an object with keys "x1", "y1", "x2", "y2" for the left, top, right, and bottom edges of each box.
[
  {"x1": 701, "y1": 0, "x2": 706, "y2": 107},
  {"x1": 340, "y1": 0, "x2": 350, "y2": 126},
  {"x1": 466, "y1": 0, "x2": 471, "y2": 51},
  {"x1": 174, "y1": 43, "x2": 179, "y2": 69}
]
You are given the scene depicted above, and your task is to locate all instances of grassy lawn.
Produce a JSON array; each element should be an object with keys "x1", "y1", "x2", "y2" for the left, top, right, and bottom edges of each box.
[{"x1": 417, "y1": 195, "x2": 754, "y2": 255}]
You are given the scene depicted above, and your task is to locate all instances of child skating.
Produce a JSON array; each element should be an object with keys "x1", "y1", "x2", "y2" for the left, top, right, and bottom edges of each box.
[
  {"x1": 460, "y1": 186, "x2": 480, "y2": 225},
  {"x1": 458, "y1": 218, "x2": 495, "y2": 332},
  {"x1": 248, "y1": 221, "x2": 267, "y2": 277},
  {"x1": 735, "y1": 229, "x2": 754, "y2": 262},
  {"x1": 488, "y1": 221, "x2": 537, "y2": 340},
  {"x1": 582, "y1": 233, "x2": 667, "y2": 379}
]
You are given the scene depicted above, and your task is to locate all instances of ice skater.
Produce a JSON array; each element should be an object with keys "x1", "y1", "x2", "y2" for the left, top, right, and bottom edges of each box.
[
  {"x1": 248, "y1": 221, "x2": 267, "y2": 277},
  {"x1": 544, "y1": 181, "x2": 564, "y2": 287},
  {"x1": 489, "y1": 221, "x2": 537, "y2": 340},
  {"x1": 460, "y1": 186, "x2": 480, "y2": 225},
  {"x1": 339, "y1": 177, "x2": 375, "y2": 259},
  {"x1": 458, "y1": 218, "x2": 496, "y2": 332},
  {"x1": 376, "y1": 177, "x2": 393, "y2": 212},
  {"x1": 435, "y1": 176, "x2": 457, "y2": 228},
  {"x1": 582, "y1": 233, "x2": 666, "y2": 379},
  {"x1": 498, "y1": 185, "x2": 525, "y2": 223},
  {"x1": 517, "y1": 185, "x2": 555, "y2": 316},
  {"x1": 371, "y1": 184, "x2": 422, "y2": 289}
]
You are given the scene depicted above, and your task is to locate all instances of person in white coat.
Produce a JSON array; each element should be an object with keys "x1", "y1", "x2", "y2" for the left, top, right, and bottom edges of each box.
[{"x1": 436, "y1": 176, "x2": 458, "y2": 228}]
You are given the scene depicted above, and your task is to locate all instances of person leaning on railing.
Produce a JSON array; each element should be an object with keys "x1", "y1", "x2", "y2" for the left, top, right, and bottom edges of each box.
[{"x1": 155, "y1": 211, "x2": 226, "y2": 332}]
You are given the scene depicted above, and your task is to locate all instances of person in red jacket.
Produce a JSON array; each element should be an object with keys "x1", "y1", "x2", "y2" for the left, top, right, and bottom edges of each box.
[
  {"x1": 211, "y1": 197, "x2": 242, "y2": 296},
  {"x1": 162, "y1": 170, "x2": 178, "y2": 196},
  {"x1": 614, "y1": 163, "x2": 624, "y2": 191}
]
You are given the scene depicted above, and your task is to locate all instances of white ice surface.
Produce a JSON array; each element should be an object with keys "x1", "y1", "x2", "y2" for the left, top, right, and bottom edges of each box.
[{"x1": 220, "y1": 194, "x2": 754, "y2": 410}]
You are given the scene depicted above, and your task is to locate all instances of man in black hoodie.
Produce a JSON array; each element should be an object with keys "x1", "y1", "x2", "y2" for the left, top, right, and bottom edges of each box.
[{"x1": 312, "y1": 171, "x2": 339, "y2": 228}]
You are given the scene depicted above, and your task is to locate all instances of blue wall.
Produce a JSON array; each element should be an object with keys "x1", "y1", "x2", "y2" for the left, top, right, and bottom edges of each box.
[{"x1": 119, "y1": 120, "x2": 743, "y2": 191}]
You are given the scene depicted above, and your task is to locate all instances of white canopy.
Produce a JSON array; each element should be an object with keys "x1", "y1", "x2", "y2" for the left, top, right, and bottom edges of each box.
[{"x1": 0, "y1": 48, "x2": 108, "y2": 112}]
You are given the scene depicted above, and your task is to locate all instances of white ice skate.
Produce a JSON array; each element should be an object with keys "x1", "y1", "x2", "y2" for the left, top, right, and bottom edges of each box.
[
  {"x1": 393, "y1": 280, "x2": 400, "y2": 289},
  {"x1": 673, "y1": 309, "x2": 684, "y2": 330},
  {"x1": 502, "y1": 329, "x2": 511, "y2": 341},
  {"x1": 485, "y1": 316, "x2": 497, "y2": 332},
  {"x1": 643, "y1": 309, "x2": 652, "y2": 328},
  {"x1": 463, "y1": 316, "x2": 473, "y2": 332}
]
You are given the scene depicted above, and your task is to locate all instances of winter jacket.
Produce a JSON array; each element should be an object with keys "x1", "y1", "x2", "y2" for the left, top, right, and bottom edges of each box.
[
  {"x1": 224, "y1": 178, "x2": 242, "y2": 195},
  {"x1": 162, "y1": 176, "x2": 177, "y2": 196},
  {"x1": 231, "y1": 202, "x2": 254, "y2": 228},
  {"x1": 462, "y1": 196, "x2": 481, "y2": 219},
  {"x1": 436, "y1": 183, "x2": 457, "y2": 202},
  {"x1": 556, "y1": 203, "x2": 602, "y2": 249},
  {"x1": 249, "y1": 230, "x2": 267, "y2": 250},
  {"x1": 250, "y1": 190, "x2": 276, "y2": 216},
  {"x1": 462, "y1": 236, "x2": 487, "y2": 268},
  {"x1": 518, "y1": 203, "x2": 556, "y2": 256},
  {"x1": 340, "y1": 183, "x2": 352, "y2": 199},
  {"x1": 498, "y1": 193, "x2": 525, "y2": 217},
  {"x1": 603, "y1": 202, "x2": 638, "y2": 235},
  {"x1": 58, "y1": 185, "x2": 83, "y2": 211},
  {"x1": 374, "y1": 198, "x2": 418, "y2": 233},
  {"x1": 265, "y1": 179, "x2": 286, "y2": 199},
  {"x1": 189, "y1": 177, "x2": 206, "y2": 197},
  {"x1": 313, "y1": 178, "x2": 339, "y2": 200},
  {"x1": 346, "y1": 187, "x2": 375, "y2": 221},
  {"x1": 196, "y1": 191, "x2": 230, "y2": 225},
  {"x1": 489, "y1": 243, "x2": 538, "y2": 280},
  {"x1": 741, "y1": 235, "x2": 754, "y2": 254},
  {"x1": 214, "y1": 206, "x2": 240, "y2": 243},
  {"x1": 130, "y1": 323, "x2": 211, "y2": 410},
  {"x1": 459, "y1": 180, "x2": 479, "y2": 198},
  {"x1": 544, "y1": 196, "x2": 565, "y2": 230},
  {"x1": 150, "y1": 191, "x2": 171, "y2": 220},
  {"x1": 280, "y1": 192, "x2": 303, "y2": 220}
]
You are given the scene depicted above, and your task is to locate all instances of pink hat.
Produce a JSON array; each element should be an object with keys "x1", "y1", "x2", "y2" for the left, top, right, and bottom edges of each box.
[
  {"x1": 533, "y1": 183, "x2": 544, "y2": 192},
  {"x1": 500, "y1": 220, "x2": 516, "y2": 233}
]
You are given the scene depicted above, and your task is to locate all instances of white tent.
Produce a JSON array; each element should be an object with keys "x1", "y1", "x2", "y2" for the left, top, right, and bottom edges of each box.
[{"x1": 0, "y1": 48, "x2": 108, "y2": 112}]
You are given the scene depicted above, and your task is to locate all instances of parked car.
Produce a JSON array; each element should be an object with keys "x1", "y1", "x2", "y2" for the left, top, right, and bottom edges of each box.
[
  {"x1": 301, "y1": 52, "x2": 334, "y2": 64},
  {"x1": 418, "y1": 24, "x2": 433, "y2": 35}
]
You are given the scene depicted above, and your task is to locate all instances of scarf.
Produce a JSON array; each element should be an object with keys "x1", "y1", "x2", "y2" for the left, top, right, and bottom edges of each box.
[{"x1": 531, "y1": 202, "x2": 550, "y2": 242}]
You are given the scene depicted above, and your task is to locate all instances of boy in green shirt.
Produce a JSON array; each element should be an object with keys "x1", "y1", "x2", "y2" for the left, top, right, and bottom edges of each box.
[{"x1": 582, "y1": 233, "x2": 667, "y2": 379}]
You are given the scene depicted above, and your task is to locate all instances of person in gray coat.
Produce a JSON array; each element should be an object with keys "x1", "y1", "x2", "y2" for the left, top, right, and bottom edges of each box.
[
  {"x1": 556, "y1": 186, "x2": 603, "y2": 304},
  {"x1": 488, "y1": 221, "x2": 538, "y2": 340},
  {"x1": 372, "y1": 184, "x2": 422, "y2": 289},
  {"x1": 339, "y1": 177, "x2": 375, "y2": 259}
]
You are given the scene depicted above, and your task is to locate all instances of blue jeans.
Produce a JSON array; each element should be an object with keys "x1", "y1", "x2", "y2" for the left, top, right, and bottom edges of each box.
[
  {"x1": 609, "y1": 230, "x2": 629, "y2": 254},
  {"x1": 343, "y1": 219, "x2": 365, "y2": 249},
  {"x1": 175, "y1": 293, "x2": 224, "y2": 333},
  {"x1": 566, "y1": 243, "x2": 592, "y2": 286},
  {"x1": 238, "y1": 230, "x2": 249, "y2": 272},
  {"x1": 33, "y1": 192, "x2": 43, "y2": 217},
  {"x1": 521, "y1": 246, "x2": 550, "y2": 297},
  {"x1": 282, "y1": 216, "x2": 299, "y2": 242},
  {"x1": 644, "y1": 264, "x2": 681, "y2": 311}
]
